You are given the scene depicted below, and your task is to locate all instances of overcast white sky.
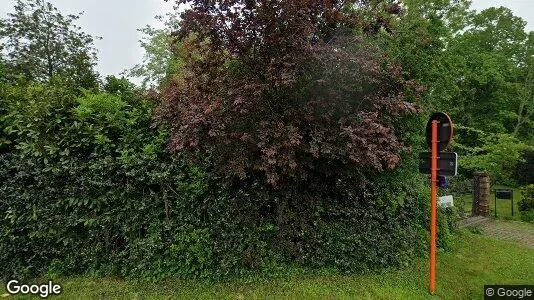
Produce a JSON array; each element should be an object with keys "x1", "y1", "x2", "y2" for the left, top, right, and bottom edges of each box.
[{"x1": 0, "y1": 0, "x2": 533, "y2": 82}]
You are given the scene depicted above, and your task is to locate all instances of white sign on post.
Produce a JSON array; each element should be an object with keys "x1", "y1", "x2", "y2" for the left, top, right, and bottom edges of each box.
[{"x1": 438, "y1": 195, "x2": 454, "y2": 208}]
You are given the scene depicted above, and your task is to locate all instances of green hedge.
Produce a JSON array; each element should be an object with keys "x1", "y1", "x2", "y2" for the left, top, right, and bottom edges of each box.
[
  {"x1": 519, "y1": 185, "x2": 534, "y2": 222},
  {"x1": 0, "y1": 77, "x2": 454, "y2": 281},
  {"x1": 0, "y1": 77, "x2": 206, "y2": 279}
]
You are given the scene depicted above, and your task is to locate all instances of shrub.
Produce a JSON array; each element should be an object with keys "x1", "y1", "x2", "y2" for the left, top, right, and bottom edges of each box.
[
  {"x1": 0, "y1": 77, "x2": 208, "y2": 280},
  {"x1": 0, "y1": 78, "x2": 450, "y2": 282},
  {"x1": 0, "y1": 62, "x2": 442, "y2": 284},
  {"x1": 514, "y1": 148, "x2": 534, "y2": 185},
  {"x1": 152, "y1": 0, "x2": 433, "y2": 277},
  {"x1": 459, "y1": 133, "x2": 530, "y2": 186},
  {"x1": 447, "y1": 174, "x2": 473, "y2": 195},
  {"x1": 159, "y1": 1, "x2": 421, "y2": 187},
  {"x1": 438, "y1": 207, "x2": 459, "y2": 251},
  {"x1": 519, "y1": 185, "x2": 534, "y2": 222}
]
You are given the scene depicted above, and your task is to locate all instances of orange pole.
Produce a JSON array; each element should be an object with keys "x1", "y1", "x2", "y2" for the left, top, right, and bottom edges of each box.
[{"x1": 429, "y1": 120, "x2": 438, "y2": 295}]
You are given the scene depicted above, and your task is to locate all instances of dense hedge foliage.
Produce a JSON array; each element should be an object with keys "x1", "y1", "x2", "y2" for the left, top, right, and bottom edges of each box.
[
  {"x1": 0, "y1": 77, "x2": 203, "y2": 279},
  {"x1": 147, "y1": 0, "x2": 441, "y2": 279},
  {"x1": 515, "y1": 149, "x2": 534, "y2": 186},
  {"x1": 0, "y1": 0, "x2": 475, "y2": 283},
  {"x1": 0, "y1": 76, "x2": 456, "y2": 281},
  {"x1": 519, "y1": 185, "x2": 534, "y2": 223}
]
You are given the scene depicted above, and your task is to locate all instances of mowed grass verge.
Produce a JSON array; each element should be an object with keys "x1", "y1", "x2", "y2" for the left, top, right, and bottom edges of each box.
[{"x1": 2, "y1": 230, "x2": 534, "y2": 300}]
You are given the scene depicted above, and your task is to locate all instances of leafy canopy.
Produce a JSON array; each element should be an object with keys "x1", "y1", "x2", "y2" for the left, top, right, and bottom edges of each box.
[
  {"x1": 0, "y1": 0, "x2": 100, "y2": 88},
  {"x1": 124, "y1": 13, "x2": 182, "y2": 89}
]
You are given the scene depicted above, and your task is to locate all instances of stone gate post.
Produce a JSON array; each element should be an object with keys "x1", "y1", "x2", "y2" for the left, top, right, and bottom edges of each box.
[{"x1": 472, "y1": 172, "x2": 490, "y2": 216}]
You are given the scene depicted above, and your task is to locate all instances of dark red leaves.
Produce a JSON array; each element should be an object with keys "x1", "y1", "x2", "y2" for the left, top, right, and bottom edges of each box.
[{"x1": 159, "y1": 0, "x2": 421, "y2": 185}]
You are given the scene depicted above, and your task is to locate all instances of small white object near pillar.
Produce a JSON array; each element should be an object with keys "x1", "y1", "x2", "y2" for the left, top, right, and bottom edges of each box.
[{"x1": 438, "y1": 195, "x2": 454, "y2": 208}]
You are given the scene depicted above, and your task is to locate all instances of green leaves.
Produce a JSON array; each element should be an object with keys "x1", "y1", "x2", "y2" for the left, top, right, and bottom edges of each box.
[
  {"x1": 518, "y1": 185, "x2": 534, "y2": 222},
  {"x1": 457, "y1": 131, "x2": 531, "y2": 185},
  {"x1": 0, "y1": 0, "x2": 100, "y2": 88},
  {"x1": 125, "y1": 13, "x2": 181, "y2": 89},
  {"x1": 0, "y1": 75, "x2": 208, "y2": 280},
  {"x1": 386, "y1": 0, "x2": 534, "y2": 186}
]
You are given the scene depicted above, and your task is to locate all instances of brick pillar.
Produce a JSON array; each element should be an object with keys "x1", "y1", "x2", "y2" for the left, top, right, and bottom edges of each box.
[{"x1": 472, "y1": 172, "x2": 490, "y2": 216}]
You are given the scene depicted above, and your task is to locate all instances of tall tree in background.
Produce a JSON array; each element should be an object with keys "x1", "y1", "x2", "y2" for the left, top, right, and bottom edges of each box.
[
  {"x1": 388, "y1": 3, "x2": 532, "y2": 135},
  {"x1": 125, "y1": 13, "x2": 182, "y2": 89},
  {"x1": 382, "y1": 0, "x2": 473, "y2": 110},
  {"x1": 388, "y1": 2, "x2": 534, "y2": 183},
  {"x1": 0, "y1": 0, "x2": 100, "y2": 88},
  {"x1": 514, "y1": 32, "x2": 534, "y2": 138},
  {"x1": 447, "y1": 7, "x2": 529, "y2": 133}
]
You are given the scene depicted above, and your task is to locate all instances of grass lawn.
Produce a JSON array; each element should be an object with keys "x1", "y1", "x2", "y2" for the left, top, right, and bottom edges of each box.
[
  {"x1": 2, "y1": 230, "x2": 533, "y2": 299},
  {"x1": 454, "y1": 187, "x2": 523, "y2": 221}
]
